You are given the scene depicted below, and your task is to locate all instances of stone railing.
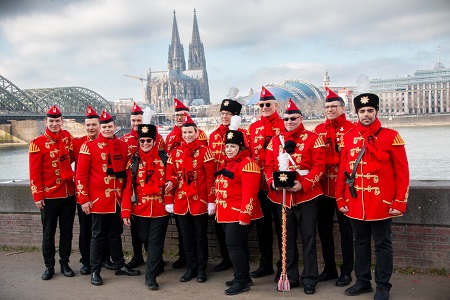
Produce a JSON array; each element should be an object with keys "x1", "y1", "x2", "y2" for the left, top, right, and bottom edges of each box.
[{"x1": 0, "y1": 180, "x2": 448, "y2": 270}]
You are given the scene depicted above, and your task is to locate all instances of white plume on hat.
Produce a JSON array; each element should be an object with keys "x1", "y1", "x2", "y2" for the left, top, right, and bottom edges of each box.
[
  {"x1": 142, "y1": 106, "x2": 154, "y2": 124},
  {"x1": 277, "y1": 152, "x2": 290, "y2": 171},
  {"x1": 229, "y1": 115, "x2": 241, "y2": 130}
]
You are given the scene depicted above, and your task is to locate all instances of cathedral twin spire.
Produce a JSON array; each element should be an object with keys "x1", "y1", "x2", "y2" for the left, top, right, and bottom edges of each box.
[{"x1": 168, "y1": 9, "x2": 206, "y2": 72}]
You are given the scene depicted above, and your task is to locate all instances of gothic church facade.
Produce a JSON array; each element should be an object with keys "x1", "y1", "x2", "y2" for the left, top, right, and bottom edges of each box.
[{"x1": 146, "y1": 10, "x2": 210, "y2": 114}]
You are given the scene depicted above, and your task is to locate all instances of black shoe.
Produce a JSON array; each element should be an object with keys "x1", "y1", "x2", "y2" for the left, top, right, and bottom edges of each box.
[
  {"x1": 91, "y1": 271, "x2": 103, "y2": 286},
  {"x1": 41, "y1": 267, "x2": 55, "y2": 280},
  {"x1": 250, "y1": 267, "x2": 274, "y2": 278},
  {"x1": 102, "y1": 259, "x2": 115, "y2": 270},
  {"x1": 172, "y1": 257, "x2": 186, "y2": 269},
  {"x1": 336, "y1": 274, "x2": 352, "y2": 287},
  {"x1": 115, "y1": 265, "x2": 141, "y2": 276},
  {"x1": 318, "y1": 271, "x2": 338, "y2": 282},
  {"x1": 60, "y1": 263, "x2": 75, "y2": 277},
  {"x1": 225, "y1": 278, "x2": 253, "y2": 287},
  {"x1": 127, "y1": 255, "x2": 145, "y2": 268},
  {"x1": 80, "y1": 263, "x2": 91, "y2": 275},
  {"x1": 374, "y1": 286, "x2": 390, "y2": 300},
  {"x1": 214, "y1": 259, "x2": 232, "y2": 272},
  {"x1": 225, "y1": 282, "x2": 250, "y2": 296},
  {"x1": 180, "y1": 269, "x2": 197, "y2": 282},
  {"x1": 345, "y1": 281, "x2": 373, "y2": 296},
  {"x1": 146, "y1": 279, "x2": 159, "y2": 290},
  {"x1": 197, "y1": 270, "x2": 207, "y2": 283},
  {"x1": 304, "y1": 284, "x2": 316, "y2": 295}
]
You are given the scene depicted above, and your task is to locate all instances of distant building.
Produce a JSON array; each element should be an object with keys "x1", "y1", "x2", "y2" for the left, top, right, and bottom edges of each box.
[{"x1": 146, "y1": 9, "x2": 210, "y2": 114}]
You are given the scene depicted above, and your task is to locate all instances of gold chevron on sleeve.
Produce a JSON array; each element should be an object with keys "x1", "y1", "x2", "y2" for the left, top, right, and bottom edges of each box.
[
  {"x1": 79, "y1": 144, "x2": 90, "y2": 155},
  {"x1": 204, "y1": 150, "x2": 215, "y2": 162},
  {"x1": 392, "y1": 133, "x2": 405, "y2": 146},
  {"x1": 313, "y1": 137, "x2": 325, "y2": 148},
  {"x1": 29, "y1": 142, "x2": 40, "y2": 153},
  {"x1": 266, "y1": 139, "x2": 273, "y2": 151},
  {"x1": 242, "y1": 160, "x2": 261, "y2": 174}
]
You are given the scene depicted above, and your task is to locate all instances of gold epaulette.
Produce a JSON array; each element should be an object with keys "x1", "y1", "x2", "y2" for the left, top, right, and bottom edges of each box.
[
  {"x1": 198, "y1": 130, "x2": 208, "y2": 141},
  {"x1": 203, "y1": 149, "x2": 215, "y2": 162},
  {"x1": 29, "y1": 141, "x2": 40, "y2": 153},
  {"x1": 266, "y1": 139, "x2": 273, "y2": 151},
  {"x1": 313, "y1": 136, "x2": 325, "y2": 148},
  {"x1": 242, "y1": 159, "x2": 261, "y2": 174},
  {"x1": 392, "y1": 133, "x2": 405, "y2": 146},
  {"x1": 79, "y1": 143, "x2": 90, "y2": 155}
]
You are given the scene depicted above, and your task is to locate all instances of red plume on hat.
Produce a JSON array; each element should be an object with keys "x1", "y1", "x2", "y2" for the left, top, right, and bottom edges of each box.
[
  {"x1": 182, "y1": 111, "x2": 196, "y2": 127},
  {"x1": 325, "y1": 87, "x2": 343, "y2": 102},
  {"x1": 174, "y1": 98, "x2": 190, "y2": 112},
  {"x1": 260, "y1": 86, "x2": 276, "y2": 101},
  {"x1": 46, "y1": 105, "x2": 62, "y2": 118},
  {"x1": 85, "y1": 105, "x2": 99, "y2": 119},
  {"x1": 100, "y1": 109, "x2": 114, "y2": 124},
  {"x1": 131, "y1": 102, "x2": 143, "y2": 115},
  {"x1": 284, "y1": 98, "x2": 302, "y2": 115}
]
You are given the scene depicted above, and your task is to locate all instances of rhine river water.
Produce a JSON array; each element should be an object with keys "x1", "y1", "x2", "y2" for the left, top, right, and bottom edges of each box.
[{"x1": 0, "y1": 126, "x2": 448, "y2": 182}]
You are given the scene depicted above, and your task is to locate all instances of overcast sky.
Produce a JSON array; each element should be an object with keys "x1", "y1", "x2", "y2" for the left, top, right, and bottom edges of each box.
[{"x1": 0, "y1": 0, "x2": 449, "y2": 105}]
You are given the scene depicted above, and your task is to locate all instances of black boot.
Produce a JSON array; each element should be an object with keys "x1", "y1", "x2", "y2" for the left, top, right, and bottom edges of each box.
[
  {"x1": 91, "y1": 271, "x2": 103, "y2": 286},
  {"x1": 60, "y1": 263, "x2": 75, "y2": 277},
  {"x1": 41, "y1": 266, "x2": 55, "y2": 280}
]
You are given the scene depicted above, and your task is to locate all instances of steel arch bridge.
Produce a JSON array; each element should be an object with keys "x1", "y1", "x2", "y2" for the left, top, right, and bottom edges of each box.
[{"x1": 0, "y1": 74, "x2": 112, "y2": 117}]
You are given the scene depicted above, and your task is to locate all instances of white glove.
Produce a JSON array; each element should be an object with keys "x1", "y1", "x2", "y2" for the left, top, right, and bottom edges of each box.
[
  {"x1": 208, "y1": 203, "x2": 216, "y2": 216},
  {"x1": 165, "y1": 204, "x2": 174, "y2": 214},
  {"x1": 229, "y1": 115, "x2": 242, "y2": 130},
  {"x1": 277, "y1": 152, "x2": 290, "y2": 171}
]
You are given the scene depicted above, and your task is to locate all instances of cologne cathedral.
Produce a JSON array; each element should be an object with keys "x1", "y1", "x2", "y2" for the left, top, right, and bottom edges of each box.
[{"x1": 146, "y1": 10, "x2": 210, "y2": 114}]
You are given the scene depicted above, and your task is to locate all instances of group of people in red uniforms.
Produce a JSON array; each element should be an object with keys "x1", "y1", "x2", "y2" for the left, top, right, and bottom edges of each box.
[{"x1": 29, "y1": 86, "x2": 409, "y2": 300}]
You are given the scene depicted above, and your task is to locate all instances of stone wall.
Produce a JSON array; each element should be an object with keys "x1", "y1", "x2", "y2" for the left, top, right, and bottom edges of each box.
[{"x1": 0, "y1": 180, "x2": 448, "y2": 270}]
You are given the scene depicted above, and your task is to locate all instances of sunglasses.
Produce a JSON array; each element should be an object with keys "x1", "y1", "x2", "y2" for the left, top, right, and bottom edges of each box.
[
  {"x1": 139, "y1": 139, "x2": 153, "y2": 144},
  {"x1": 283, "y1": 116, "x2": 301, "y2": 122},
  {"x1": 259, "y1": 102, "x2": 271, "y2": 108}
]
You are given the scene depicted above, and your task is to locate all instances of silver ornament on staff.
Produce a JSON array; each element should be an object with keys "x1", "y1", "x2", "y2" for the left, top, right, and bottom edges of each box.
[{"x1": 274, "y1": 152, "x2": 295, "y2": 293}]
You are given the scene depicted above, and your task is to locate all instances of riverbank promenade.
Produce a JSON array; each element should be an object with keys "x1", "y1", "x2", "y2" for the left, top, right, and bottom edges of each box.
[{"x1": 0, "y1": 251, "x2": 448, "y2": 300}]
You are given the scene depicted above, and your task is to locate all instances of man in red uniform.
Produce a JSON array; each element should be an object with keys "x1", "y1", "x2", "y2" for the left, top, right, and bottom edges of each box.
[
  {"x1": 313, "y1": 88, "x2": 355, "y2": 287},
  {"x1": 247, "y1": 86, "x2": 284, "y2": 279},
  {"x1": 164, "y1": 98, "x2": 208, "y2": 268},
  {"x1": 120, "y1": 102, "x2": 165, "y2": 268},
  {"x1": 208, "y1": 98, "x2": 247, "y2": 272},
  {"x1": 29, "y1": 105, "x2": 76, "y2": 280},
  {"x1": 76, "y1": 110, "x2": 141, "y2": 286},
  {"x1": 265, "y1": 99, "x2": 326, "y2": 295},
  {"x1": 336, "y1": 93, "x2": 409, "y2": 300}
]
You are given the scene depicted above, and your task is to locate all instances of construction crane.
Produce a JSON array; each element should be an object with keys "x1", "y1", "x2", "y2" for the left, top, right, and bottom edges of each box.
[{"x1": 124, "y1": 74, "x2": 147, "y2": 103}]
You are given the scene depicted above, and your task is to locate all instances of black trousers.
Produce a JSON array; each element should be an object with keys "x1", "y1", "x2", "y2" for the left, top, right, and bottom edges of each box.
[
  {"x1": 76, "y1": 203, "x2": 112, "y2": 266},
  {"x1": 134, "y1": 215, "x2": 169, "y2": 282},
  {"x1": 177, "y1": 213, "x2": 209, "y2": 272},
  {"x1": 173, "y1": 214, "x2": 186, "y2": 260},
  {"x1": 223, "y1": 222, "x2": 253, "y2": 284},
  {"x1": 254, "y1": 190, "x2": 281, "y2": 270},
  {"x1": 214, "y1": 217, "x2": 230, "y2": 261},
  {"x1": 40, "y1": 195, "x2": 76, "y2": 267},
  {"x1": 317, "y1": 195, "x2": 354, "y2": 275},
  {"x1": 90, "y1": 206, "x2": 125, "y2": 272},
  {"x1": 130, "y1": 215, "x2": 144, "y2": 258},
  {"x1": 350, "y1": 218, "x2": 393, "y2": 290},
  {"x1": 277, "y1": 198, "x2": 319, "y2": 286}
]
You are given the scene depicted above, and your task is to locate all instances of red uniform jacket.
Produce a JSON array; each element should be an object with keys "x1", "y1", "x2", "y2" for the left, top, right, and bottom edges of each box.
[
  {"x1": 264, "y1": 125, "x2": 326, "y2": 208},
  {"x1": 165, "y1": 142, "x2": 216, "y2": 216},
  {"x1": 121, "y1": 150, "x2": 168, "y2": 219},
  {"x1": 215, "y1": 152, "x2": 263, "y2": 224},
  {"x1": 209, "y1": 125, "x2": 249, "y2": 170},
  {"x1": 72, "y1": 135, "x2": 93, "y2": 166},
  {"x1": 336, "y1": 125, "x2": 409, "y2": 221},
  {"x1": 314, "y1": 118, "x2": 356, "y2": 197},
  {"x1": 165, "y1": 126, "x2": 208, "y2": 153},
  {"x1": 121, "y1": 129, "x2": 165, "y2": 154},
  {"x1": 247, "y1": 113, "x2": 284, "y2": 189},
  {"x1": 75, "y1": 135, "x2": 130, "y2": 213},
  {"x1": 29, "y1": 129, "x2": 75, "y2": 201}
]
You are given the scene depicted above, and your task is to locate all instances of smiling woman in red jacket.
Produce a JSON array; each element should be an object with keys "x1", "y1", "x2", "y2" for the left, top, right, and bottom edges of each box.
[{"x1": 215, "y1": 129, "x2": 263, "y2": 296}]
